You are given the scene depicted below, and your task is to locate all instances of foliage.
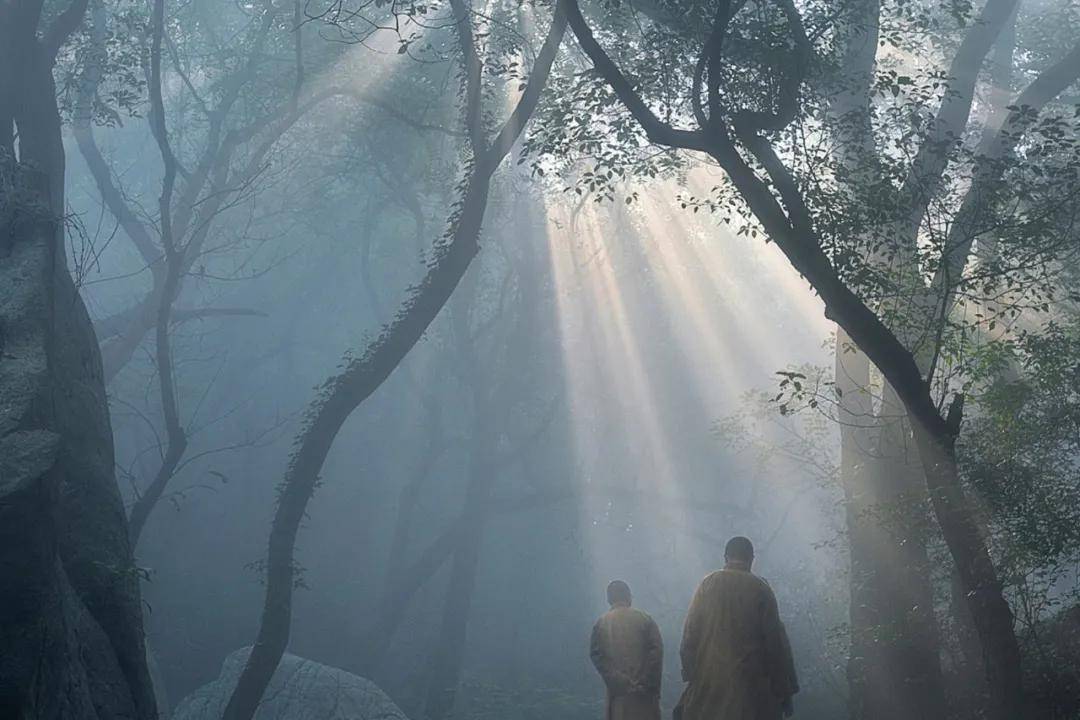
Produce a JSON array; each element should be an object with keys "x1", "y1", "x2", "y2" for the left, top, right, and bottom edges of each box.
[
  {"x1": 962, "y1": 320, "x2": 1080, "y2": 599},
  {"x1": 57, "y1": 0, "x2": 148, "y2": 125},
  {"x1": 532, "y1": 0, "x2": 1080, "y2": 377}
]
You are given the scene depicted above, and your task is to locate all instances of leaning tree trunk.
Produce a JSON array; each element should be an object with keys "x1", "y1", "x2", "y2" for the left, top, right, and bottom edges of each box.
[
  {"x1": 220, "y1": 9, "x2": 568, "y2": 718},
  {"x1": 222, "y1": 149, "x2": 496, "y2": 720},
  {"x1": 910, "y1": 420, "x2": 1025, "y2": 720}
]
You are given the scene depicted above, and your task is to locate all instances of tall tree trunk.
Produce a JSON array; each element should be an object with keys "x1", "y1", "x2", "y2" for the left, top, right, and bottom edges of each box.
[
  {"x1": 222, "y1": 156, "x2": 494, "y2": 720},
  {"x1": 355, "y1": 395, "x2": 446, "y2": 675},
  {"x1": 872, "y1": 384, "x2": 946, "y2": 715},
  {"x1": 838, "y1": 357, "x2": 946, "y2": 720},
  {"x1": 910, "y1": 420, "x2": 1024, "y2": 720},
  {"x1": 357, "y1": 521, "x2": 463, "y2": 677}
]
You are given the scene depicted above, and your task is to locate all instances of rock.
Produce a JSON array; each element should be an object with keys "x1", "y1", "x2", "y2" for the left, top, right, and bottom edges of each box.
[
  {"x1": 173, "y1": 648, "x2": 411, "y2": 720},
  {"x1": 0, "y1": 151, "x2": 156, "y2": 718}
]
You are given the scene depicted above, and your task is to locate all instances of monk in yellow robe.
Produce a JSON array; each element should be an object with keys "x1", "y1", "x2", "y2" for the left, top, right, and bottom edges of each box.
[
  {"x1": 675, "y1": 537, "x2": 798, "y2": 720},
  {"x1": 590, "y1": 580, "x2": 664, "y2": 720}
]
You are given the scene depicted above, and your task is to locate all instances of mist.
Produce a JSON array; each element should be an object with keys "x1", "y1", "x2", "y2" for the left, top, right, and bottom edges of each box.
[{"x1": 3, "y1": 0, "x2": 1080, "y2": 719}]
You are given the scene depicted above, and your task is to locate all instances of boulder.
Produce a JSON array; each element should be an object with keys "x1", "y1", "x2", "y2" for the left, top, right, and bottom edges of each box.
[
  {"x1": 0, "y1": 152, "x2": 156, "y2": 717},
  {"x1": 173, "y1": 648, "x2": 410, "y2": 720}
]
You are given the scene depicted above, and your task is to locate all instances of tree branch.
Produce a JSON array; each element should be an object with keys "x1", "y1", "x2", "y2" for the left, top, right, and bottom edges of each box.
[
  {"x1": 562, "y1": 0, "x2": 948, "y2": 439},
  {"x1": 932, "y1": 39, "x2": 1080, "y2": 300},
  {"x1": 449, "y1": 0, "x2": 487, "y2": 156},
  {"x1": 562, "y1": 0, "x2": 711, "y2": 152},
  {"x1": 220, "y1": 5, "x2": 568, "y2": 719},
  {"x1": 897, "y1": 0, "x2": 1019, "y2": 242},
  {"x1": 43, "y1": 0, "x2": 90, "y2": 61}
]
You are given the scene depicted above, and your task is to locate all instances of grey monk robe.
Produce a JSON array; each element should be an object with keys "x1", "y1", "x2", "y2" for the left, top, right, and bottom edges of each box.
[
  {"x1": 675, "y1": 566, "x2": 798, "y2": 720},
  {"x1": 590, "y1": 606, "x2": 664, "y2": 720}
]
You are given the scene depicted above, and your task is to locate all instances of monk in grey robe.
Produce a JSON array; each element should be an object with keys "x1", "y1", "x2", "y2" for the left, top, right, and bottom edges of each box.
[
  {"x1": 675, "y1": 537, "x2": 798, "y2": 720},
  {"x1": 590, "y1": 580, "x2": 664, "y2": 720}
]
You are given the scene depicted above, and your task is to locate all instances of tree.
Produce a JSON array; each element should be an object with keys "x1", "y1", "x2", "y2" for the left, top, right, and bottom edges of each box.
[
  {"x1": 221, "y1": 1, "x2": 569, "y2": 716},
  {"x1": 74, "y1": 0, "x2": 371, "y2": 383},
  {"x1": 538, "y1": 0, "x2": 1080, "y2": 716},
  {"x1": 72, "y1": 0, "x2": 360, "y2": 545}
]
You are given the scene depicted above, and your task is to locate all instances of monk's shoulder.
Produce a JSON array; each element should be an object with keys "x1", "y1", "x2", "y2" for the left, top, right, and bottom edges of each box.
[
  {"x1": 697, "y1": 570, "x2": 726, "y2": 591},
  {"x1": 714, "y1": 569, "x2": 775, "y2": 596},
  {"x1": 748, "y1": 573, "x2": 779, "y2": 601},
  {"x1": 607, "y1": 606, "x2": 653, "y2": 626}
]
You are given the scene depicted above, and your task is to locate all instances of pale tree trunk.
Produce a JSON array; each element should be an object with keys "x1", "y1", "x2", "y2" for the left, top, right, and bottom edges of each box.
[
  {"x1": 837, "y1": 335, "x2": 945, "y2": 720},
  {"x1": 823, "y1": 4, "x2": 947, "y2": 710},
  {"x1": 423, "y1": 239, "x2": 507, "y2": 720},
  {"x1": 423, "y1": 431, "x2": 497, "y2": 720}
]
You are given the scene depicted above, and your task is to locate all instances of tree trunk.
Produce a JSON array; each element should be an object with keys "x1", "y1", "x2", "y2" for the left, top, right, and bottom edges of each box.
[
  {"x1": 222, "y1": 166, "x2": 493, "y2": 720},
  {"x1": 221, "y1": 8, "x2": 566, "y2": 715},
  {"x1": 910, "y1": 422, "x2": 1024, "y2": 720},
  {"x1": 357, "y1": 521, "x2": 463, "y2": 678},
  {"x1": 837, "y1": 336, "x2": 946, "y2": 720}
]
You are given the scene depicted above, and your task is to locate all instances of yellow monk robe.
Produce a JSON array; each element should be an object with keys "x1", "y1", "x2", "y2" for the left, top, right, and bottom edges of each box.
[
  {"x1": 590, "y1": 606, "x2": 664, "y2": 720},
  {"x1": 675, "y1": 566, "x2": 798, "y2": 720}
]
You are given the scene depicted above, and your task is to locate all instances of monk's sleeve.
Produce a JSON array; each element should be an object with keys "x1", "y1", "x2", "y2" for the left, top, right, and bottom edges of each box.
[
  {"x1": 680, "y1": 583, "x2": 705, "y2": 682},
  {"x1": 643, "y1": 616, "x2": 664, "y2": 695},
  {"x1": 762, "y1": 588, "x2": 799, "y2": 699}
]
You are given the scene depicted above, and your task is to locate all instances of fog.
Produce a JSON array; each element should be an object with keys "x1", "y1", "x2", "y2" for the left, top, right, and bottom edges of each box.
[{"x1": 4, "y1": 0, "x2": 1080, "y2": 718}]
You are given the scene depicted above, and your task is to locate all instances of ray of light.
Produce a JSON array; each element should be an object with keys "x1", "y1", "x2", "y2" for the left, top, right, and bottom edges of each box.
[
  {"x1": 544, "y1": 200, "x2": 717, "y2": 592},
  {"x1": 539, "y1": 161, "x2": 839, "y2": 632}
]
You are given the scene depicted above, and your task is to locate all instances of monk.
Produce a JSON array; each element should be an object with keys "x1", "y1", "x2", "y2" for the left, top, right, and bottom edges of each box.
[
  {"x1": 675, "y1": 537, "x2": 798, "y2": 720},
  {"x1": 590, "y1": 580, "x2": 664, "y2": 720}
]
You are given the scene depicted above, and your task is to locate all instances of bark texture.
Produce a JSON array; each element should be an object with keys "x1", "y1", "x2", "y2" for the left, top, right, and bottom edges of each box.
[{"x1": 0, "y1": 154, "x2": 157, "y2": 720}]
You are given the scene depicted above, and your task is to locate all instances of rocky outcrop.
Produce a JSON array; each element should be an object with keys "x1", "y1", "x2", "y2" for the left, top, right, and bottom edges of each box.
[
  {"x1": 174, "y1": 648, "x2": 410, "y2": 720},
  {"x1": 0, "y1": 153, "x2": 156, "y2": 718}
]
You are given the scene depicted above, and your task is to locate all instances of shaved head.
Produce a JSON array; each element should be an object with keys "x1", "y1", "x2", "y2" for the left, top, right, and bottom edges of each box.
[
  {"x1": 724, "y1": 536, "x2": 754, "y2": 564},
  {"x1": 607, "y1": 580, "x2": 632, "y2": 607}
]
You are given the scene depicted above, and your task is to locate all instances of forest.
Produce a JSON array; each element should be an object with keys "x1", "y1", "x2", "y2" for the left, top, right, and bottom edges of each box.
[{"x1": 1, "y1": 0, "x2": 1079, "y2": 718}]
